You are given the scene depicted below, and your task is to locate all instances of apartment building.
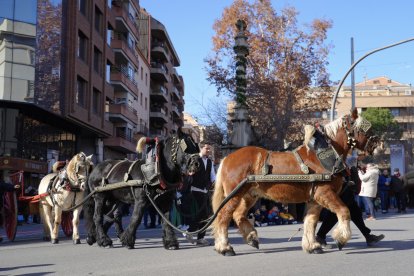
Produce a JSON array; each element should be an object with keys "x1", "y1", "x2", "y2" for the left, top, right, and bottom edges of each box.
[
  {"x1": 149, "y1": 16, "x2": 184, "y2": 137},
  {"x1": 0, "y1": 0, "x2": 186, "y2": 186},
  {"x1": 336, "y1": 76, "x2": 414, "y2": 140}
]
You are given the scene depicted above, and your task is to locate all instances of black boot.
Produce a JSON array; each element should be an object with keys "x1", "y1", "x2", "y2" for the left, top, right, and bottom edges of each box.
[
  {"x1": 366, "y1": 234, "x2": 384, "y2": 246},
  {"x1": 315, "y1": 236, "x2": 333, "y2": 249}
]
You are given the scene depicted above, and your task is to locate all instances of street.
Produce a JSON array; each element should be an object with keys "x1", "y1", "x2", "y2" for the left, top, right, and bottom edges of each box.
[{"x1": 0, "y1": 211, "x2": 413, "y2": 276}]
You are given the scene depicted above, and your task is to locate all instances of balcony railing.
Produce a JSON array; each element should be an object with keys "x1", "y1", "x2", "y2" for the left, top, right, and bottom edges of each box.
[{"x1": 111, "y1": 65, "x2": 137, "y2": 86}]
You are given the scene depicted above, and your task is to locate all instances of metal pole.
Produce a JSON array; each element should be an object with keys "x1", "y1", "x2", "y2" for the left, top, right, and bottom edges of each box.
[
  {"x1": 330, "y1": 37, "x2": 414, "y2": 121},
  {"x1": 351, "y1": 37, "x2": 355, "y2": 109}
]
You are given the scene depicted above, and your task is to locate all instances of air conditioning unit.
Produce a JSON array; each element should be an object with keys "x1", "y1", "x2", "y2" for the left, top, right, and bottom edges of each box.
[{"x1": 404, "y1": 90, "x2": 412, "y2": 96}]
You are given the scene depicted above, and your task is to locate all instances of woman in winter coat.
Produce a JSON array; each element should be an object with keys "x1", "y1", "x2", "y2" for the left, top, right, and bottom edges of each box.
[{"x1": 358, "y1": 163, "x2": 380, "y2": 220}]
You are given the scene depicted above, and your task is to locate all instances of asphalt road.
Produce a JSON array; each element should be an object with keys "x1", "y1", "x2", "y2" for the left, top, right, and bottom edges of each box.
[{"x1": 0, "y1": 210, "x2": 413, "y2": 276}]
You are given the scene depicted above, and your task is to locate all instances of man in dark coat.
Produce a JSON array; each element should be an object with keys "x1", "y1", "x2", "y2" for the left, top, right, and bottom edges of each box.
[{"x1": 184, "y1": 141, "x2": 216, "y2": 246}]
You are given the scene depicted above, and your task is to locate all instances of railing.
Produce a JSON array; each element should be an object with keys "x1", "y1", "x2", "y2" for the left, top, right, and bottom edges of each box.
[
  {"x1": 115, "y1": 128, "x2": 137, "y2": 143},
  {"x1": 111, "y1": 65, "x2": 137, "y2": 86}
]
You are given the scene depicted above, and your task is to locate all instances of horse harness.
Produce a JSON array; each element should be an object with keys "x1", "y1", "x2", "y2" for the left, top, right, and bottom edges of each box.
[
  {"x1": 248, "y1": 128, "x2": 347, "y2": 202},
  {"x1": 94, "y1": 137, "x2": 188, "y2": 200},
  {"x1": 47, "y1": 163, "x2": 85, "y2": 207}
]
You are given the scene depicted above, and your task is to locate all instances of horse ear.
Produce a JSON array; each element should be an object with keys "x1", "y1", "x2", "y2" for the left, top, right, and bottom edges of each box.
[
  {"x1": 86, "y1": 154, "x2": 93, "y2": 160},
  {"x1": 350, "y1": 107, "x2": 358, "y2": 120}
]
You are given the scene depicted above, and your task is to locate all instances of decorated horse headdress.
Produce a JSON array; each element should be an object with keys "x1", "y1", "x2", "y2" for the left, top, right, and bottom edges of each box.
[
  {"x1": 63, "y1": 152, "x2": 93, "y2": 191},
  {"x1": 322, "y1": 108, "x2": 380, "y2": 155},
  {"x1": 136, "y1": 131, "x2": 200, "y2": 189}
]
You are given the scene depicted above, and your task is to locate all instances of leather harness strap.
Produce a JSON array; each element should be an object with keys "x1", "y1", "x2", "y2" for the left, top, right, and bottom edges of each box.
[{"x1": 292, "y1": 149, "x2": 309, "y2": 174}]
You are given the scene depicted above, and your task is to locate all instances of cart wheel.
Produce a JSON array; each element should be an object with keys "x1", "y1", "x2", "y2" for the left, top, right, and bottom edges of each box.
[
  {"x1": 61, "y1": 211, "x2": 73, "y2": 237},
  {"x1": 3, "y1": 191, "x2": 18, "y2": 241}
]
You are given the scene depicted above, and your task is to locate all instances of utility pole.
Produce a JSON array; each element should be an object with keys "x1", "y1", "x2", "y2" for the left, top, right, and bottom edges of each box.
[{"x1": 351, "y1": 37, "x2": 355, "y2": 109}]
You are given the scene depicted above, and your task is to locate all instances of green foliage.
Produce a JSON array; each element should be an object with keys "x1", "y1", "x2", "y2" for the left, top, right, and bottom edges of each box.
[{"x1": 362, "y1": 108, "x2": 402, "y2": 140}]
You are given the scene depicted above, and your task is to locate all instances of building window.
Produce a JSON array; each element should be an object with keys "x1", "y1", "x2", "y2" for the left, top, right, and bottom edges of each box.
[
  {"x1": 94, "y1": 6, "x2": 103, "y2": 36},
  {"x1": 92, "y1": 88, "x2": 101, "y2": 115},
  {"x1": 140, "y1": 92, "x2": 143, "y2": 106},
  {"x1": 141, "y1": 67, "x2": 143, "y2": 80},
  {"x1": 106, "y1": 61, "x2": 111, "y2": 83},
  {"x1": 94, "y1": 46, "x2": 103, "y2": 76},
  {"x1": 78, "y1": 31, "x2": 88, "y2": 61},
  {"x1": 78, "y1": 0, "x2": 88, "y2": 17},
  {"x1": 145, "y1": 73, "x2": 148, "y2": 86},
  {"x1": 390, "y1": 108, "x2": 400, "y2": 117},
  {"x1": 145, "y1": 97, "x2": 147, "y2": 110},
  {"x1": 76, "y1": 76, "x2": 87, "y2": 107}
]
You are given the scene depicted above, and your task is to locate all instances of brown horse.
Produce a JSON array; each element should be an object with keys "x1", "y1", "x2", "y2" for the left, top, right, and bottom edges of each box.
[{"x1": 211, "y1": 108, "x2": 379, "y2": 256}]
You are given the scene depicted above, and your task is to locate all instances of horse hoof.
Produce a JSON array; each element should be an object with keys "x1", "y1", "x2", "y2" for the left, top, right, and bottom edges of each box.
[
  {"x1": 126, "y1": 245, "x2": 135, "y2": 249},
  {"x1": 248, "y1": 239, "x2": 259, "y2": 249},
  {"x1": 310, "y1": 248, "x2": 324, "y2": 254},
  {"x1": 74, "y1": 239, "x2": 81, "y2": 244},
  {"x1": 86, "y1": 236, "x2": 95, "y2": 246},
  {"x1": 222, "y1": 249, "x2": 236, "y2": 256},
  {"x1": 43, "y1": 236, "x2": 51, "y2": 242},
  {"x1": 104, "y1": 244, "x2": 113, "y2": 249},
  {"x1": 167, "y1": 245, "x2": 179, "y2": 250},
  {"x1": 52, "y1": 239, "x2": 59, "y2": 244},
  {"x1": 335, "y1": 241, "x2": 344, "y2": 251}
]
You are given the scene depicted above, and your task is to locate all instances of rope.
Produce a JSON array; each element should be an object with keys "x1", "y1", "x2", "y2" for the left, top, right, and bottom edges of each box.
[{"x1": 145, "y1": 178, "x2": 250, "y2": 236}]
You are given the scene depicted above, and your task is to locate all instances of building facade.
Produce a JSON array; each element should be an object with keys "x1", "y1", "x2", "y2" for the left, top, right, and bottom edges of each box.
[
  {"x1": 336, "y1": 76, "x2": 414, "y2": 140},
  {"x1": 0, "y1": 0, "x2": 185, "y2": 187}
]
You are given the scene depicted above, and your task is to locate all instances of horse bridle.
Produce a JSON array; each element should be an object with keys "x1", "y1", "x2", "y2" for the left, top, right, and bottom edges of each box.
[
  {"x1": 342, "y1": 115, "x2": 379, "y2": 153},
  {"x1": 65, "y1": 155, "x2": 91, "y2": 189},
  {"x1": 169, "y1": 136, "x2": 199, "y2": 173}
]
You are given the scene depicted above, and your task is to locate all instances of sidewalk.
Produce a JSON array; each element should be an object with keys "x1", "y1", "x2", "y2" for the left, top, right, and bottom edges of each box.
[{"x1": 0, "y1": 214, "x2": 160, "y2": 243}]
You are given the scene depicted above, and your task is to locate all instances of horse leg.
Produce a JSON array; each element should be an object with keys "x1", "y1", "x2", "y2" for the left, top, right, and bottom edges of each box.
[
  {"x1": 233, "y1": 195, "x2": 259, "y2": 249},
  {"x1": 319, "y1": 191, "x2": 352, "y2": 250},
  {"x1": 160, "y1": 195, "x2": 179, "y2": 250},
  {"x1": 301, "y1": 202, "x2": 323, "y2": 254},
  {"x1": 40, "y1": 202, "x2": 52, "y2": 241},
  {"x1": 51, "y1": 207, "x2": 62, "y2": 244},
  {"x1": 119, "y1": 196, "x2": 145, "y2": 249},
  {"x1": 214, "y1": 195, "x2": 244, "y2": 256},
  {"x1": 161, "y1": 209, "x2": 179, "y2": 250},
  {"x1": 94, "y1": 195, "x2": 113, "y2": 248},
  {"x1": 72, "y1": 207, "x2": 82, "y2": 244}
]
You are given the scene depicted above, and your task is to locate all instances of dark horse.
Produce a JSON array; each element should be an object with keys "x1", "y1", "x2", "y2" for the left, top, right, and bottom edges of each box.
[
  {"x1": 83, "y1": 130, "x2": 200, "y2": 249},
  {"x1": 211, "y1": 108, "x2": 380, "y2": 256}
]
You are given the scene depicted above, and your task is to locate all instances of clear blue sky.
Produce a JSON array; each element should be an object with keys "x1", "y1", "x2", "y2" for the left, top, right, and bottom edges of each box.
[{"x1": 140, "y1": 0, "x2": 414, "y2": 119}]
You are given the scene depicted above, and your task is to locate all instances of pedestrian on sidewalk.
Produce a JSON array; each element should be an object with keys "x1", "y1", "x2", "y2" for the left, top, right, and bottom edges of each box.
[{"x1": 0, "y1": 178, "x2": 20, "y2": 243}]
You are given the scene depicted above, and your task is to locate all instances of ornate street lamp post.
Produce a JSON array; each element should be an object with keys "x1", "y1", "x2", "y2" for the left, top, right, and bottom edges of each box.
[{"x1": 229, "y1": 19, "x2": 254, "y2": 147}]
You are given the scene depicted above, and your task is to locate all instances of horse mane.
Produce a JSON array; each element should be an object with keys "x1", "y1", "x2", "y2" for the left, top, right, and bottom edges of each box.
[
  {"x1": 303, "y1": 125, "x2": 316, "y2": 151},
  {"x1": 323, "y1": 117, "x2": 343, "y2": 140}
]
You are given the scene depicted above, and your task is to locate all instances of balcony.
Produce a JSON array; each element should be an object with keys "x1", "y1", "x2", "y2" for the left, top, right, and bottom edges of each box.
[
  {"x1": 110, "y1": 65, "x2": 138, "y2": 96},
  {"x1": 171, "y1": 67, "x2": 181, "y2": 84},
  {"x1": 150, "y1": 62, "x2": 168, "y2": 82},
  {"x1": 112, "y1": 4, "x2": 139, "y2": 39},
  {"x1": 151, "y1": 41, "x2": 168, "y2": 62},
  {"x1": 150, "y1": 85, "x2": 168, "y2": 103},
  {"x1": 135, "y1": 123, "x2": 149, "y2": 136},
  {"x1": 108, "y1": 103, "x2": 138, "y2": 124},
  {"x1": 103, "y1": 129, "x2": 137, "y2": 153},
  {"x1": 171, "y1": 104, "x2": 180, "y2": 117},
  {"x1": 111, "y1": 34, "x2": 139, "y2": 67},
  {"x1": 171, "y1": 86, "x2": 180, "y2": 100},
  {"x1": 150, "y1": 107, "x2": 168, "y2": 124}
]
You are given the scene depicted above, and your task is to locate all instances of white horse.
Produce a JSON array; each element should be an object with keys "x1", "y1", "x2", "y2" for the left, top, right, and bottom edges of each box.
[{"x1": 38, "y1": 152, "x2": 93, "y2": 244}]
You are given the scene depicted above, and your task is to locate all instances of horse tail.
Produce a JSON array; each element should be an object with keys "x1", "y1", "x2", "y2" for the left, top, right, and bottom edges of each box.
[{"x1": 212, "y1": 158, "x2": 226, "y2": 234}]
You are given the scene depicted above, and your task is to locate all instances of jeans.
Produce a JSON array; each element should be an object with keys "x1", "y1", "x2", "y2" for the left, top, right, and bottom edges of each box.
[
  {"x1": 378, "y1": 190, "x2": 389, "y2": 212},
  {"x1": 362, "y1": 196, "x2": 375, "y2": 218}
]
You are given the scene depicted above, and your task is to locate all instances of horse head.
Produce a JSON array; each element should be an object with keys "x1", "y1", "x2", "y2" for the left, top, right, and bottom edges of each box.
[
  {"x1": 66, "y1": 152, "x2": 94, "y2": 191},
  {"x1": 136, "y1": 131, "x2": 200, "y2": 181},
  {"x1": 324, "y1": 108, "x2": 380, "y2": 157}
]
